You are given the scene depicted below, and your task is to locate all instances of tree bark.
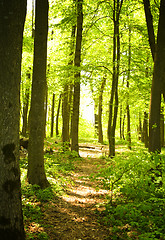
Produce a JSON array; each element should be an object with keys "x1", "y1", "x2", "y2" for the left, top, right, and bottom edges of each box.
[
  {"x1": 143, "y1": 0, "x2": 156, "y2": 60},
  {"x1": 71, "y1": 0, "x2": 83, "y2": 153},
  {"x1": 28, "y1": 0, "x2": 49, "y2": 188},
  {"x1": 0, "y1": 0, "x2": 26, "y2": 238},
  {"x1": 149, "y1": 0, "x2": 165, "y2": 153},
  {"x1": 50, "y1": 93, "x2": 55, "y2": 137}
]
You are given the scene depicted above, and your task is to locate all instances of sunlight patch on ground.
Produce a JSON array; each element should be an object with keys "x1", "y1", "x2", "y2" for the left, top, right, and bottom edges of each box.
[{"x1": 60, "y1": 182, "x2": 108, "y2": 208}]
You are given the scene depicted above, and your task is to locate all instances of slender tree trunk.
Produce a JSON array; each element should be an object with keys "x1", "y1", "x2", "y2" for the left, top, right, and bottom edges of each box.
[
  {"x1": 0, "y1": 1, "x2": 26, "y2": 238},
  {"x1": 50, "y1": 93, "x2": 55, "y2": 137},
  {"x1": 28, "y1": 0, "x2": 49, "y2": 188},
  {"x1": 71, "y1": 0, "x2": 83, "y2": 153},
  {"x1": 98, "y1": 75, "x2": 106, "y2": 144},
  {"x1": 62, "y1": 25, "x2": 76, "y2": 145},
  {"x1": 160, "y1": 107, "x2": 164, "y2": 147},
  {"x1": 122, "y1": 114, "x2": 125, "y2": 140},
  {"x1": 44, "y1": 82, "x2": 48, "y2": 137},
  {"x1": 22, "y1": 71, "x2": 30, "y2": 137},
  {"x1": 138, "y1": 113, "x2": 142, "y2": 140},
  {"x1": 143, "y1": 112, "x2": 149, "y2": 148},
  {"x1": 69, "y1": 84, "x2": 74, "y2": 137},
  {"x1": 120, "y1": 104, "x2": 122, "y2": 139},
  {"x1": 56, "y1": 94, "x2": 62, "y2": 137},
  {"x1": 62, "y1": 85, "x2": 69, "y2": 143},
  {"x1": 108, "y1": 0, "x2": 123, "y2": 157},
  {"x1": 126, "y1": 27, "x2": 131, "y2": 150},
  {"x1": 126, "y1": 104, "x2": 131, "y2": 149},
  {"x1": 94, "y1": 99, "x2": 99, "y2": 137}
]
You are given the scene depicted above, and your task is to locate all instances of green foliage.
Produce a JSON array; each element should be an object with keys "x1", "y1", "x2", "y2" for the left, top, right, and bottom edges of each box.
[
  {"x1": 96, "y1": 151, "x2": 165, "y2": 239},
  {"x1": 79, "y1": 117, "x2": 95, "y2": 140}
]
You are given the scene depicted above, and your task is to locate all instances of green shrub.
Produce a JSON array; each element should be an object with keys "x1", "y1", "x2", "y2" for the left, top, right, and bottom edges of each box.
[{"x1": 96, "y1": 151, "x2": 165, "y2": 239}]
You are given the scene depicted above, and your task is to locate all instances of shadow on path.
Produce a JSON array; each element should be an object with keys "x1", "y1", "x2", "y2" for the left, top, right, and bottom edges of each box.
[{"x1": 42, "y1": 148, "x2": 111, "y2": 239}]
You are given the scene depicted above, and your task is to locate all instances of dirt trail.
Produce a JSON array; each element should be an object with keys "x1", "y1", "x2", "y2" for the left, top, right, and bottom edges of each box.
[{"x1": 42, "y1": 146, "x2": 111, "y2": 240}]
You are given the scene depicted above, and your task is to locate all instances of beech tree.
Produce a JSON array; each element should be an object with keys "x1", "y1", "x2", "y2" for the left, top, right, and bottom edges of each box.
[
  {"x1": 0, "y1": 0, "x2": 26, "y2": 239},
  {"x1": 28, "y1": 0, "x2": 49, "y2": 188},
  {"x1": 143, "y1": 0, "x2": 165, "y2": 152},
  {"x1": 108, "y1": 0, "x2": 123, "y2": 157},
  {"x1": 71, "y1": 0, "x2": 83, "y2": 153}
]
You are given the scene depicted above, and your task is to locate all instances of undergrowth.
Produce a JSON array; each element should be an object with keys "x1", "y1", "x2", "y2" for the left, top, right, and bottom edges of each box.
[
  {"x1": 95, "y1": 151, "x2": 165, "y2": 239},
  {"x1": 20, "y1": 139, "x2": 165, "y2": 239},
  {"x1": 20, "y1": 139, "x2": 81, "y2": 239}
]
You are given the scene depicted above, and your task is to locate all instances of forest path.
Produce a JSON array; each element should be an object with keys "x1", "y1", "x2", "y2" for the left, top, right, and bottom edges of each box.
[{"x1": 42, "y1": 144, "x2": 111, "y2": 240}]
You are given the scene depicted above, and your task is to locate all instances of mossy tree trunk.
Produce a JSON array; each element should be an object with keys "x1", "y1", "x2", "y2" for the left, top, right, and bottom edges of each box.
[
  {"x1": 28, "y1": 0, "x2": 49, "y2": 188},
  {"x1": 71, "y1": 0, "x2": 83, "y2": 153},
  {"x1": 0, "y1": 0, "x2": 26, "y2": 239}
]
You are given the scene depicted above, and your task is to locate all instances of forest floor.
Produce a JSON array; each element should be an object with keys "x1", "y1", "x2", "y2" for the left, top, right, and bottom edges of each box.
[
  {"x1": 24, "y1": 144, "x2": 112, "y2": 240},
  {"x1": 22, "y1": 142, "x2": 165, "y2": 239}
]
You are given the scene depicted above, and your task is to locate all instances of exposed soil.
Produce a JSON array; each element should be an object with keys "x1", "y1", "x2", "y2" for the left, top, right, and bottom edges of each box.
[{"x1": 34, "y1": 145, "x2": 111, "y2": 239}]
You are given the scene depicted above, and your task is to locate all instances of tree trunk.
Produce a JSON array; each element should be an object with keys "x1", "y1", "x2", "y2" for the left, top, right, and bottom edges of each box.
[
  {"x1": 44, "y1": 82, "x2": 48, "y2": 138},
  {"x1": 71, "y1": 0, "x2": 83, "y2": 153},
  {"x1": 126, "y1": 26, "x2": 131, "y2": 150},
  {"x1": 120, "y1": 104, "x2": 122, "y2": 139},
  {"x1": 138, "y1": 112, "x2": 142, "y2": 140},
  {"x1": 22, "y1": 71, "x2": 30, "y2": 137},
  {"x1": 126, "y1": 104, "x2": 131, "y2": 149},
  {"x1": 56, "y1": 94, "x2": 62, "y2": 136},
  {"x1": 160, "y1": 107, "x2": 164, "y2": 147},
  {"x1": 28, "y1": 0, "x2": 49, "y2": 188},
  {"x1": 0, "y1": 1, "x2": 26, "y2": 238},
  {"x1": 50, "y1": 93, "x2": 55, "y2": 137},
  {"x1": 98, "y1": 75, "x2": 106, "y2": 144},
  {"x1": 94, "y1": 99, "x2": 99, "y2": 137},
  {"x1": 69, "y1": 84, "x2": 74, "y2": 137},
  {"x1": 122, "y1": 114, "x2": 125, "y2": 140},
  {"x1": 62, "y1": 25, "x2": 76, "y2": 146},
  {"x1": 108, "y1": 0, "x2": 123, "y2": 157},
  {"x1": 143, "y1": 0, "x2": 156, "y2": 60},
  {"x1": 149, "y1": 0, "x2": 165, "y2": 153},
  {"x1": 143, "y1": 112, "x2": 149, "y2": 148},
  {"x1": 62, "y1": 85, "x2": 70, "y2": 144}
]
